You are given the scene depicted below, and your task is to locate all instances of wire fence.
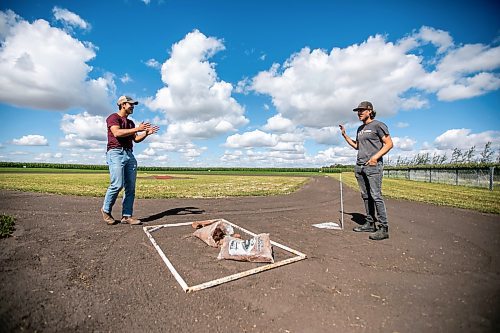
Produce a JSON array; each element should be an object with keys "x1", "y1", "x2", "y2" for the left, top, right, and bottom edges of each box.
[{"x1": 384, "y1": 167, "x2": 498, "y2": 190}]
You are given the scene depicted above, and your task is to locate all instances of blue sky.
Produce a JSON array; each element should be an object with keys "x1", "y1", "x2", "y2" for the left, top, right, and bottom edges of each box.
[{"x1": 1, "y1": 0, "x2": 499, "y2": 167}]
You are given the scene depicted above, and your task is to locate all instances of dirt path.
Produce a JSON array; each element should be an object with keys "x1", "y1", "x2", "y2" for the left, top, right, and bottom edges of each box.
[{"x1": 1, "y1": 176, "x2": 499, "y2": 332}]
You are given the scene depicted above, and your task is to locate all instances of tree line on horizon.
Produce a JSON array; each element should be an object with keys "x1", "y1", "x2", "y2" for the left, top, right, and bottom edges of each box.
[
  {"x1": 0, "y1": 162, "x2": 349, "y2": 173},
  {"x1": 385, "y1": 142, "x2": 498, "y2": 167}
]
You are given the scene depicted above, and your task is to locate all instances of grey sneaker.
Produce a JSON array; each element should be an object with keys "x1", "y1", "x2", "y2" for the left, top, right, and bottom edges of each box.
[
  {"x1": 369, "y1": 225, "x2": 389, "y2": 240},
  {"x1": 121, "y1": 216, "x2": 142, "y2": 225},
  {"x1": 101, "y1": 208, "x2": 116, "y2": 225},
  {"x1": 353, "y1": 221, "x2": 376, "y2": 232}
]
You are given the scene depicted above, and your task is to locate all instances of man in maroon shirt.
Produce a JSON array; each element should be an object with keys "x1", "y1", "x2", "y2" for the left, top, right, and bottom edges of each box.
[{"x1": 100, "y1": 95, "x2": 159, "y2": 225}]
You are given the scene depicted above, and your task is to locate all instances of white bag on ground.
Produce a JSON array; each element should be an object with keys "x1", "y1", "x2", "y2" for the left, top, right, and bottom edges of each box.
[
  {"x1": 193, "y1": 220, "x2": 234, "y2": 248},
  {"x1": 217, "y1": 233, "x2": 274, "y2": 263}
]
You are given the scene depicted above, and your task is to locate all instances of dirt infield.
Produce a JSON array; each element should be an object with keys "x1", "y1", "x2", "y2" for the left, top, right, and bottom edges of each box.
[{"x1": 1, "y1": 176, "x2": 499, "y2": 332}]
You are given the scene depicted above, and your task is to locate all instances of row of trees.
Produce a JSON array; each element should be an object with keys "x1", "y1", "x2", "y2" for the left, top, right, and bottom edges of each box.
[{"x1": 388, "y1": 142, "x2": 499, "y2": 166}]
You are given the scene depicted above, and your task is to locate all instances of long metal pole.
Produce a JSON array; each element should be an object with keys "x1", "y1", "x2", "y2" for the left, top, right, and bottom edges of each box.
[
  {"x1": 490, "y1": 167, "x2": 494, "y2": 191},
  {"x1": 340, "y1": 173, "x2": 344, "y2": 230}
]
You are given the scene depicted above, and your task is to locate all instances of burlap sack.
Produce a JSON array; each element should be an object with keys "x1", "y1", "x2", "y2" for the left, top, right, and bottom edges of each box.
[
  {"x1": 191, "y1": 219, "x2": 220, "y2": 230},
  {"x1": 217, "y1": 233, "x2": 274, "y2": 263},
  {"x1": 193, "y1": 220, "x2": 234, "y2": 247}
]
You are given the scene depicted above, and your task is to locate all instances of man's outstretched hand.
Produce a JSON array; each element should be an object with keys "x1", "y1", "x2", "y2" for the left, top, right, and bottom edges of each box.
[{"x1": 146, "y1": 124, "x2": 160, "y2": 135}]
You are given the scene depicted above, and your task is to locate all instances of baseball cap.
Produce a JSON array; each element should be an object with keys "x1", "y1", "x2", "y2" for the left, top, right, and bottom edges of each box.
[
  {"x1": 353, "y1": 101, "x2": 373, "y2": 111},
  {"x1": 116, "y1": 95, "x2": 139, "y2": 106}
]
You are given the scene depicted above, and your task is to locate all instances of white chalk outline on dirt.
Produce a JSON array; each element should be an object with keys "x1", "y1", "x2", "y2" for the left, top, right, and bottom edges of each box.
[{"x1": 143, "y1": 219, "x2": 307, "y2": 293}]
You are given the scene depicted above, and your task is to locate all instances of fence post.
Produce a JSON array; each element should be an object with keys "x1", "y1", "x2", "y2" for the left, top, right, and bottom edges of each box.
[
  {"x1": 455, "y1": 169, "x2": 459, "y2": 186},
  {"x1": 490, "y1": 167, "x2": 495, "y2": 191}
]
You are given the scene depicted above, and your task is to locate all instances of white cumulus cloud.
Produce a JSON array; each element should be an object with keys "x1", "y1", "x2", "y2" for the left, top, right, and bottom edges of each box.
[
  {"x1": 252, "y1": 34, "x2": 423, "y2": 128},
  {"x1": 59, "y1": 112, "x2": 107, "y2": 149},
  {"x1": 314, "y1": 146, "x2": 357, "y2": 165},
  {"x1": 53, "y1": 6, "x2": 91, "y2": 32},
  {"x1": 34, "y1": 152, "x2": 63, "y2": 161},
  {"x1": 251, "y1": 26, "x2": 500, "y2": 130},
  {"x1": 0, "y1": 10, "x2": 115, "y2": 114},
  {"x1": 436, "y1": 72, "x2": 500, "y2": 101},
  {"x1": 434, "y1": 129, "x2": 500, "y2": 150},
  {"x1": 262, "y1": 114, "x2": 295, "y2": 133},
  {"x1": 60, "y1": 112, "x2": 107, "y2": 141},
  {"x1": 120, "y1": 73, "x2": 133, "y2": 84},
  {"x1": 392, "y1": 136, "x2": 416, "y2": 151},
  {"x1": 142, "y1": 133, "x2": 207, "y2": 161},
  {"x1": 400, "y1": 26, "x2": 453, "y2": 54},
  {"x1": 306, "y1": 127, "x2": 341, "y2": 145},
  {"x1": 145, "y1": 58, "x2": 161, "y2": 69},
  {"x1": 222, "y1": 128, "x2": 309, "y2": 166},
  {"x1": 416, "y1": 39, "x2": 500, "y2": 101},
  {"x1": 225, "y1": 130, "x2": 278, "y2": 148},
  {"x1": 12, "y1": 134, "x2": 48, "y2": 146},
  {"x1": 146, "y1": 30, "x2": 248, "y2": 139}
]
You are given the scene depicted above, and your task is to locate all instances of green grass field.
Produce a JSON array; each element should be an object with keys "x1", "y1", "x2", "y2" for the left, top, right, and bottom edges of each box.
[
  {"x1": 0, "y1": 168, "x2": 498, "y2": 214},
  {"x1": 330, "y1": 173, "x2": 500, "y2": 214},
  {"x1": 0, "y1": 171, "x2": 309, "y2": 198}
]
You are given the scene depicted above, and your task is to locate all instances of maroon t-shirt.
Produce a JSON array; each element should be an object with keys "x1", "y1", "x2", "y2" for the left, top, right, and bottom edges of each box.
[{"x1": 106, "y1": 113, "x2": 135, "y2": 151}]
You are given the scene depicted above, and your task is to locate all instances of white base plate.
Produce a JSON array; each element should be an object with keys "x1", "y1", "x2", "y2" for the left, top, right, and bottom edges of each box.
[{"x1": 312, "y1": 222, "x2": 342, "y2": 230}]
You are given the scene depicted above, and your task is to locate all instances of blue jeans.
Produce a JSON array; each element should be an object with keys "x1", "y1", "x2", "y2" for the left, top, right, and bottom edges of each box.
[
  {"x1": 102, "y1": 148, "x2": 137, "y2": 217},
  {"x1": 354, "y1": 163, "x2": 388, "y2": 225}
]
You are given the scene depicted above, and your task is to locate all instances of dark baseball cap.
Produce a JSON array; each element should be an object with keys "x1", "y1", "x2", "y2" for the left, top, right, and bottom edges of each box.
[{"x1": 353, "y1": 101, "x2": 373, "y2": 111}]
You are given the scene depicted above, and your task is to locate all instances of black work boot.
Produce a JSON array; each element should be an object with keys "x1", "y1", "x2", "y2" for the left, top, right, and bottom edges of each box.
[
  {"x1": 353, "y1": 221, "x2": 376, "y2": 232},
  {"x1": 369, "y1": 224, "x2": 389, "y2": 240}
]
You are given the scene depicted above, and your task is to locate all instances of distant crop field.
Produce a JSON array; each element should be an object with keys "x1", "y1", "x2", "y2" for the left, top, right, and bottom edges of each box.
[
  {"x1": 0, "y1": 167, "x2": 109, "y2": 173},
  {"x1": 0, "y1": 167, "x2": 325, "y2": 176},
  {"x1": 330, "y1": 173, "x2": 500, "y2": 214}
]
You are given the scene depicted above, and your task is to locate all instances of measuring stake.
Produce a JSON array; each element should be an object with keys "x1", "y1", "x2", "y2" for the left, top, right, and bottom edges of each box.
[{"x1": 340, "y1": 173, "x2": 344, "y2": 230}]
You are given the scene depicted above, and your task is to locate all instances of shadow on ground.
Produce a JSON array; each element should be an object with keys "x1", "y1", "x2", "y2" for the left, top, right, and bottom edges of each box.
[
  {"x1": 344, "y1": 211, "x2": 366, "y2": 225},
  {"x1": 141, "y1": 207, "x2": 205, "y2": 223}
]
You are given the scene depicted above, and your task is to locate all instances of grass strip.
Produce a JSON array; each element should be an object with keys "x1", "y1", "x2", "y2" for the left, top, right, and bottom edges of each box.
[{"x1": 330, "y1": 173, "x2": 500, "y2": 215}]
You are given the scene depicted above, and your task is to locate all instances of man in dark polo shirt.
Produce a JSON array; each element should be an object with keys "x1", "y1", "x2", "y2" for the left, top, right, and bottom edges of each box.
[
  {"x1": 339, "y1": 101, "x2": 393, "y2": 240},
  {"x1": 100, "y1": 95, "x2": 159, "y2": 225}
]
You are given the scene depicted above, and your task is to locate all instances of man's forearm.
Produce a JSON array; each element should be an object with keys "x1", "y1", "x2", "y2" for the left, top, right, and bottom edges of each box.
[
  {"x1": 134, "y1": 132, "x2": 148, "y2": 143},
  {"x1": 372, "y1": 147, "x2": 389, "y2": 161},
  {"x1": 371, "y1": 142, "x2": 393, "y2": 161},
  {"x1": 113, "y1": 128, "x2": 140, "y2": 138},
  {"x1": 371, "y1": 136, "x2": 393, "y2": 161},
  {"x1": 342, "y1": 133, "x2": 358, "y2": 149}
]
